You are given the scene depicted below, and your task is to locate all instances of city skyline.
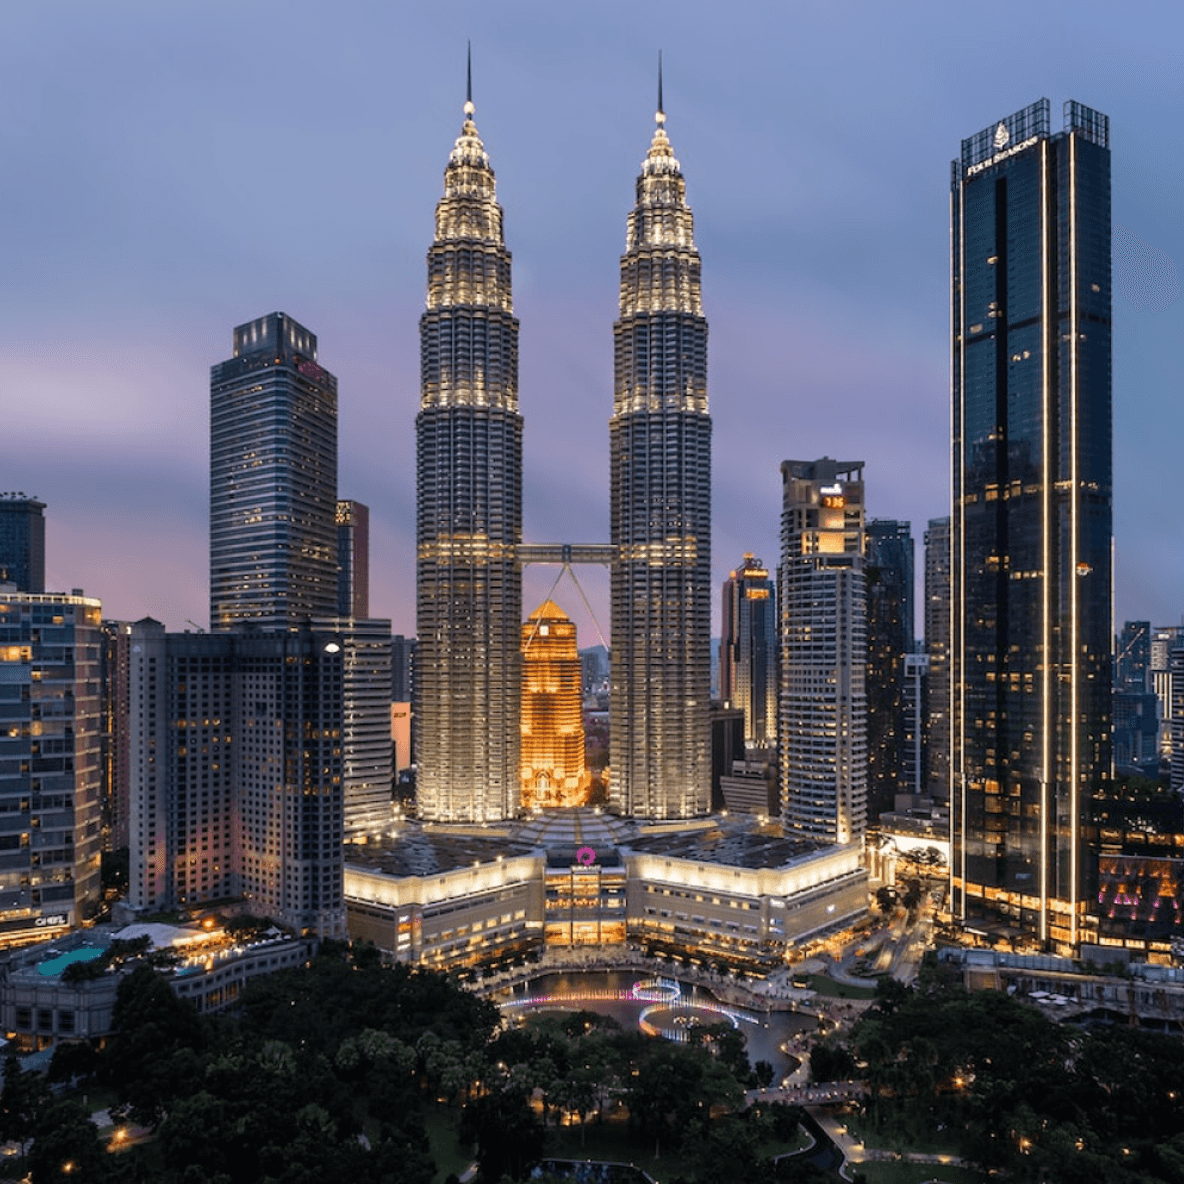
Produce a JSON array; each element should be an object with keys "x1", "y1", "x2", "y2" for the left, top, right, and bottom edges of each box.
[{"x1": 4, "y1": 3, "x2": 1182, "y2": 643}]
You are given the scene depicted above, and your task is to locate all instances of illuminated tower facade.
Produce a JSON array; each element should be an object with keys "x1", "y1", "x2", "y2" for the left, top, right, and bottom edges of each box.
[
  {"x1": 521, "y1": 601, "x2": 589, "y2": 810},
  {"x1": 779, "y1": 459, "x2": 867, "y2": 845},
  {"x1": 610, "y1": 79, "x2": 712, "y2": 819},
  {"x1": 951, "y1": 100, "x2": 1112, "y2": 948},
  {"x1": 720, "y1": 555, "x2": 777, "y2": 749},
  {"x1": 416, "y1": 78, "x2": 522, "y2": 822}
]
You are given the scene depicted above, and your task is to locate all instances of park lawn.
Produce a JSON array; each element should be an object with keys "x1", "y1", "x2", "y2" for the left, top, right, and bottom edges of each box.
[
  {"x1": 755, "y1": 1126, "x2": 813, "y2": 1158},
  {"x1": 423, "y1": 1104, "x2": 474, "y2": 1184},
  {"x1": 67, "y1": 1082, "x2": 123, "y2": 1121},
  {"x1": 803, "y1": 974, "x2": 878, "y2": 1000},
  {"x1": 543, "y1": 1115, "x2": 694, "y2": 1182},
  {"x1": 844, "y1": 1115, "x2": 965, "y2": 1159},
  {"x1": 855, "y1": 1161, "x2": 988, "y2": 1184}
]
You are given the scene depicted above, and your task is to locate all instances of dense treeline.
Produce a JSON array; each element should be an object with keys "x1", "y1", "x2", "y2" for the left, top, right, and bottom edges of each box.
[
  {"x1": 0, "y1": 942, "x2": 813, "y2": 1184},
  {"x1": 2, "y1": 940, "x2": 494, "y2": 1183},
  {"x1": 849, "y1": 970, "x2": 1184, "y2": 1183}
]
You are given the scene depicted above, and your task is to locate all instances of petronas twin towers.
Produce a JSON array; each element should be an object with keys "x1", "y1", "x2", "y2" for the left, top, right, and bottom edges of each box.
[{"x1": 416, "y1": 69, "x2": 711, "y2": 823}]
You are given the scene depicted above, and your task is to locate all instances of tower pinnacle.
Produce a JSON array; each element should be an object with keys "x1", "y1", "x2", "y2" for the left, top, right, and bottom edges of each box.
[
  {"x1": 464, "y1": 41, "x2": 474, "y2": 119},
  {"x1": 656, "y1": 50, "x2": 665, "y2": 125}
]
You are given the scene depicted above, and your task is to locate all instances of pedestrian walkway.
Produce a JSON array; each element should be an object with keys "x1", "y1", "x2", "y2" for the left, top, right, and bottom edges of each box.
[{"x1": 808, "y1": 1107, "x2": 977, "y2": 1180}]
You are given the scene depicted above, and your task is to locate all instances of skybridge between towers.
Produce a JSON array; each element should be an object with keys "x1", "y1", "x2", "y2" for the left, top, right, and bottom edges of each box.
[
  {"x1": 518, "y1": 543, "x2": 617, "y2": 566},
  {"x1": 518, "y1": 543, "x2": 616, "y2": 654}
]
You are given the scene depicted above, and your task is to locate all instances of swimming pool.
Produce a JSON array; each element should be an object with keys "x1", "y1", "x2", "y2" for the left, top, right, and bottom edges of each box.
[{"x1": 37, "y1": 947, "x2": 106, "y2": 977}]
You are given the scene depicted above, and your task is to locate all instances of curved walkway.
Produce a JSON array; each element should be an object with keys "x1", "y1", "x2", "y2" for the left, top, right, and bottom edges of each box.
[{"x1": 808, "y1": 1107, "x2": 977, "y2": 1181}]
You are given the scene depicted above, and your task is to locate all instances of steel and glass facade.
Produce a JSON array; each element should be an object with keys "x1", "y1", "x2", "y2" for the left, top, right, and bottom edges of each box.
[
  {"x1": 610, "y1": 103, "x2": 712, "y2": 819},
  {"x1": 314, "y1": 617, "x2": 393, "y2": 837},
  {"x1": 866, "y1": 520, "x2": 914, "y2": 817},
  {"x1": 0, "y1": 592, "x2": 103, "y2": 946},
  {"x1": 924, "y1": 516, "x2": 951, "y2": 799},
  {"x1": 950, "y1": 100, "x2": 1112, "y2": 949},
  {"x1": 719, "y1": 555, "x2": 777, "y2": 749},
  {"x1": 210, "y1": 313, "x2": 338, "y2": 632},
  {"x1": 128, "y1": 620, "x2": 346, "y2": 937},
  {"x1": 416, "y1": 94, "x2": 522, "y2": 822},
  {"x1": 336, "y1": 499, "x2": 370, "y2": 619},
  {"x1": 0, "y1": 496, "x2": 46, "y2": 594},
  {"x1": 779, "y1": 459, "x2": 867, "y2": 844}
]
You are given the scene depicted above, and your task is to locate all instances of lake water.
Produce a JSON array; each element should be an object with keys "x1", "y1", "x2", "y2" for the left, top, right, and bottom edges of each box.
[{"x1": 507, "y1": 970, "x2": 816, "y2": 1079}]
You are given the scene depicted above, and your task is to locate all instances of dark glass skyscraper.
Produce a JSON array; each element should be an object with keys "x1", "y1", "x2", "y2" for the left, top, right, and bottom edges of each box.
[
  {"x1": 0, "y1": 495, "x2": 45, "y2": 593},
  {"x1": 336, "y1": 499, "x2": 370, "y2": 619},
  {"x1": 1116, "y1": 620, "x2": 1151, "y2": 692},
  {"x1": 923, "y1": 516, "x2": 951, "y2": 800},
  {"x1": 866, "y1": 520, "x2": 914, "y2": 818},
  {"x1": 719, "y1": 555, "x2": 777, "y2": 749},
  {"x1": 210, "y1": 313, "x2": 338, "y2": 631},
  {"x1": 416, "y1": 86, "x2": 522, "y2": 822},
  {"x1": 610, "y1": 89, "x2": 712, "y2": 819},
  {"x1": 950, "y1": 99, "x2": 1112, "y2": 949}
]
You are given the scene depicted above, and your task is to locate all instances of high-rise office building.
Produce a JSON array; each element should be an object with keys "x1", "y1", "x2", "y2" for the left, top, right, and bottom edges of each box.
[
  {"x1": 1171, "y1": 648, "x2": 1184, "y2": 794},
  {"x1": 336, "y1": 499, "x2": 370, "y2": 619},
  {"x1": 719, "y1": 555, "x2": 777, "y2": 750},
  {"x1": 315, "y1": 617, "x2": 392, "y2": 836},
  {"x1": 902, "y1": 652, "x2": 929, "y2": 796},
  {"x1": 0, "y1": 591, "x2": 103, "y2": 945},
  {"x1": 128, "y1": 620, "x2": 346, "y2": 936},
  {"x1": 129, "y1": 622, "x2": 236, "y2": 911},
  {"x1": 1116, "y1": 621, "x2": 1151, "y2": 693},
  {"x1": 210, "y1": 312, "x2": 338, "y2": 632},
  {"x1": 866, "y1": 520, "x2": 914, "y2": 817},
  {"x1": 100, "y1": 620, "x2": 133, "y2": 851},
  {"x1": 950, "y1": 99, "x2": 1112, "y2": 948},
  {"x1": 0, "y1": 495, "x2": 46, "y2": 594},
  {"x1": 235, "y1": 627, "x2": 345, "y2": 935},
  {"x1": 779, "y1": 459, "x2": 867, "y2": 844},
  {"x1": 416, "y1": 82, "x2": 522, "y2": 823},
  {"x1": 1114, "y1": 621, "x2": 1156, "y2": 777},
  {"x1": 610, "y1": 85, "x2": 712, "y2": 819},
  {"x1": 923, "y1": 516, "x2": 951, "y2": 800},
  {"x1": 521, "y1": 601, "x2": 589, "y2": 810},
  {"x1": 391, "y1": 634, "x2": 416, "y2": 705},
  {"x1": 1150, "y1": 626, "x2": 1184, "y2": 766}
]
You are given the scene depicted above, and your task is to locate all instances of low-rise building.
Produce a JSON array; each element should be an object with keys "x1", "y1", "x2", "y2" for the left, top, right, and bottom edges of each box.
[
  {"x1": 344, "y1": 810, "x2": 867, "y2": 973},
  {"x1": 939, "y1": 945, "x2": 1184, "y2": 1026},
  {"x1": 0, "y1": 923, "x2": 313, "y2": 1051}
]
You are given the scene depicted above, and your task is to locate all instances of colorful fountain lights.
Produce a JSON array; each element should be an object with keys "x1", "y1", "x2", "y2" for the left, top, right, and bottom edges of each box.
[{"x1": 500, "y1": 977, "x2": 759, "y2": 1039}]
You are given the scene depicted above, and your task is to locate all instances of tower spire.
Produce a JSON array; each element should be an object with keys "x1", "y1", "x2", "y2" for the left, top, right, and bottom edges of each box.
[
  {"x1": 656, "y1": 50, "x2": 665, "y2": 125},
  {"x1": 464, "y1": 41, "x2": 474, "y2": 119}
]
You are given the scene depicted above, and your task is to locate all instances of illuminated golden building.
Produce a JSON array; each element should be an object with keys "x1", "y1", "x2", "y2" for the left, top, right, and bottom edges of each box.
[{"x1": 521, "y1": 601, "x2": 590, "y2": 810}]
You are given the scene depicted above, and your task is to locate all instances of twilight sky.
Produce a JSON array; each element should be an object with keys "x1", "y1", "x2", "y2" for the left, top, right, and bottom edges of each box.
[{"x1": 3, "y1": 1, "x2": 1182, "y2": 642}]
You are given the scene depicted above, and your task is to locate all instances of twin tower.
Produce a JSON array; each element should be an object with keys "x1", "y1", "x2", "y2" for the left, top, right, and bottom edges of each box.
[{"x1": 416, "y1": 79, "x2": 711, "y2": 824}]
